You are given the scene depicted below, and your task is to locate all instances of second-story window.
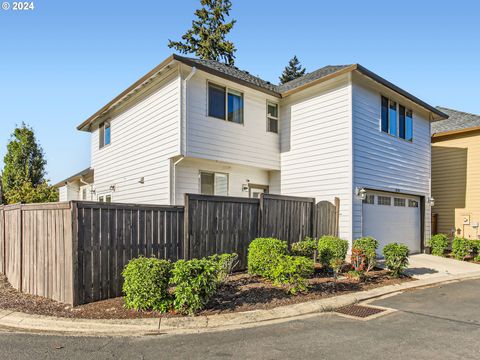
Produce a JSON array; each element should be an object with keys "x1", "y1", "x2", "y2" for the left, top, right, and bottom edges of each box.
[
  {"x1": 208, "y1": 82, "x2": 244, "y2": 124},
  {"x1": 381, "y1": 96, "x2": 413, "y2": 142},
  {"x1": 99, "y1": 121, "x2": 111, "y2": 149},
  {"x1": 267, "y1": 102, "x2": 279, "y2": 133}
]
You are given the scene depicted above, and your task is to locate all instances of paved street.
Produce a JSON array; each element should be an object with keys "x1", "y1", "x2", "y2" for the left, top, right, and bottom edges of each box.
[{"x1": 1, "y1": 279, "x2": 480, "y2": 360}]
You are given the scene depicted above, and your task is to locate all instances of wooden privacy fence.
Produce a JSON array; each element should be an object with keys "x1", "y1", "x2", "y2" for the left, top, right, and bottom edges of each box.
[{"x1": 0, "y1": 193, "x2": 338, "y2": 306}]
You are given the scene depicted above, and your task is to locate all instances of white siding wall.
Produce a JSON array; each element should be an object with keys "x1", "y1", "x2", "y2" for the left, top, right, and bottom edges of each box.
[
  {"x1": 351, "y1": 74, "x2": 431, "y2": 241},
  {"x1": 58, "y1": 184, "x2": 80, "y2": 201},
  {"x1": 90, "y1": 68, "x2": 181, "y2": 204},
  {"x1": 174, "y1": 157, "x2": 270, "y2": 205},
  {"x1": 280, "y1": 75, "x2": 353, "y2": 241},
  {"x1": 185, "y1": 71, "x2": 280, "y2": 170}
]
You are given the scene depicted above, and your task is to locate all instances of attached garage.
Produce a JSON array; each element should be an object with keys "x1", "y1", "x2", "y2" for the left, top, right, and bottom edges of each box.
[{"x1": 362, "y1": 191, "x2": 422, "y2": 255}]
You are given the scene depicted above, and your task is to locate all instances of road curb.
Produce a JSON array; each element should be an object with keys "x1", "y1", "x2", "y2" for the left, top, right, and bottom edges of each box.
[{"x1": 2, "y1": 272, "x2": 480, "y2": 337}]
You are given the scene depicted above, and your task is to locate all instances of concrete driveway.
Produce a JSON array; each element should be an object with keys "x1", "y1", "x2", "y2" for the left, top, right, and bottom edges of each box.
[{"x1": 404, "y1": 254, "x2": 480, "y2": 279}]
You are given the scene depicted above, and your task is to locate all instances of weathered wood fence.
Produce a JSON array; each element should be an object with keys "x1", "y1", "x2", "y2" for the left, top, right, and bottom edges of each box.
[{"x1": 0, "y1": 193, "x2": 338, "y2": 306}]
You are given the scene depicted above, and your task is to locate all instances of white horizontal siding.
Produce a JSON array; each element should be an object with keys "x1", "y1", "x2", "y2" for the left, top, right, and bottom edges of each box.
[
  {"x1": 91, "y1": 68, "x2": 181, "y2": 204},
  {"x1": 186, "y1": 71, "x2": 280, "y2": 170},
  {"x1": 280, "y1": 75, "x2": 353, "y2": 241},
  {"x1": 174, "y1": 157, "x2": 270, "y2": 205},
  {"x1": 351, "y1": 74, "x2": 431, "y2": 241}
]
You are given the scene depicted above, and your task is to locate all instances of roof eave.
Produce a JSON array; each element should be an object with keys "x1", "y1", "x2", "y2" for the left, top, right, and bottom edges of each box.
[
  {"x1": 432, "y1": 125, "x2": 480, "y2": 139},
  {"x1": 354, "y1": 64, "x2": 448, "y2": 120}
]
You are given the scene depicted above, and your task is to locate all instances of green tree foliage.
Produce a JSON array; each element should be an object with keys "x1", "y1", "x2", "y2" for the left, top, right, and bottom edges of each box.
[
  {"x1": 279, "y1": 55, "x2": 306, "y2": 84},
  {"x1": 1, "y1": 123, "x2": 58, "y2": 204},
  {"x1": 168, "y1": 0, "x2": 237, "y2": 65}
]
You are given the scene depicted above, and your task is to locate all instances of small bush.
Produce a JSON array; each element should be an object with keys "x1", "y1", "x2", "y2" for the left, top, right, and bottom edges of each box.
[
  {"x1": 451, "y1": 237, "x2": 475, "y2": 260},
  {"x1": 208, "y1": 253, "x2": 239, "y2": 283},
  {"x1": 317, "y1": 236, "x2": 349, "y2": 269},
  {"x1": 352, "y1": 237, "x2": 378, "y2": 273},
  {"x1": 350, "y1": 247, "x2": 367, "y2": 274},
  {"x1": 171, "y1": 258, "x2": 220, "y2": 315},
  {"x1": 122, "y1": 257, "x2": 173, "y2": 312},
  {"x1": 428, "y1": 234, "x2": 449, "y2": 257},
  {"x1": 268, "y1": 255, "x2": 314, "y2": 294},
  {"x1": 291, "y1": 237, "x2": 318, "y2": 258},
  {"x1": 248, "y1": 238, "x2": 288, "y2": 277},
  {"x1": 382, "y1": 243, "x2": 409, "y2": 277}
]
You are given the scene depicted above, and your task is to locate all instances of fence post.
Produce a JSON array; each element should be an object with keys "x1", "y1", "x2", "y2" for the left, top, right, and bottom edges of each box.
[
  {"x1": 183, "y1": 193, "x2": 190, "y2": 260},
  {"x1": 311, "y1": 198, "x2": 317, "y2": 239},
  {"x1": 334, "y1": 197, "x2": 340, "y2": 237},
  {"x1": 258, "y1": 193, "x2": 264, "y2": 238}
]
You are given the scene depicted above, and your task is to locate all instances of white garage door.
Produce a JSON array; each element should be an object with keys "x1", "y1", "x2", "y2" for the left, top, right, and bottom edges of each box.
[{"x1": 362, "y1": 192, "x2": 421, "y2": 256}]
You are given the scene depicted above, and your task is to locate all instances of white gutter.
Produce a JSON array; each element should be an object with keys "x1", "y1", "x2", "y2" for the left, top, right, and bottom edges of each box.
[{"x1": 171, "y1": 156, "x2": 185, "y2": 205}]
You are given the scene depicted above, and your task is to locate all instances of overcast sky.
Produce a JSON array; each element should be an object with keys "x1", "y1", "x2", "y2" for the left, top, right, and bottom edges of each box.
[{"x1": 1, "y1": 0, "x2": 479, "y2": 183}]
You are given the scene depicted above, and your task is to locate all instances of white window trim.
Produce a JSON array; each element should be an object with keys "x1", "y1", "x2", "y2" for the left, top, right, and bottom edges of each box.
[
  {"x1": 207, "y1": 81, "x2": 244, "y2": 125},
  {"x1": 266, "y1": 101, "x2": 279, "y2": 134},
  {"x1": 99, "y1": 120, "x2": 111, "y2": 149},
  {"x1": 199, "y1": 170, "x2": 229, "y2": 196}
]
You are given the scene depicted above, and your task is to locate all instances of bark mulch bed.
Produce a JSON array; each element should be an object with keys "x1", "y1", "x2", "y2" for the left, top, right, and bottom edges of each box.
[{"x1": 0, "y1": 269, "x2": 413, "y2": 320}]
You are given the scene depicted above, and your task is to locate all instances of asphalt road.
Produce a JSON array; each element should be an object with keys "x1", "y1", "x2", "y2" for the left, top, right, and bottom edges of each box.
[{"x1": 1, "y1": 279, "x2": 480, "y2": 360}]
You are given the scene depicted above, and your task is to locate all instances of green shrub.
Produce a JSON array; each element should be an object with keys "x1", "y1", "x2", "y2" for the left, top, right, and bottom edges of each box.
[
  {"x1": 171, "y1": 258, "x2": 220, "y2": 315},
  {"x1": 451, "y1": 237, "x2": 475, "y2": 260},
  {"x1": 208, "y1": 253, "x2": 239, "y2": 283},
  {"x1": 427, "y1": 234, "x2": 449, "y2": 257},
  {"x1": 268, "y1": 255, "x2": 314, "y2": 294},
  {"x1": 291, "y1": 237, "x2": 318, "y2": 259},
  {"x1": 382, "y1": 243, "x2": 409, "y2": 277},
  {"x1": 317, "y1": 236, "x2": 349, "y2": 269},
  {"x1": 122, "y1": 257, "x2": 173, "y2": 312},
  {"x1": 248, "y1": 238, "x2": 288, "y2": 276},
  {"x1": 352, "y1": 237, "x2": 379, "y2": 273}
]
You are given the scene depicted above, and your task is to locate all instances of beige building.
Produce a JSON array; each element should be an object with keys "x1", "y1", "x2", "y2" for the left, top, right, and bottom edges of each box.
[{"x1": 431, "y1": 107, "x2": 480, "y2": 239}]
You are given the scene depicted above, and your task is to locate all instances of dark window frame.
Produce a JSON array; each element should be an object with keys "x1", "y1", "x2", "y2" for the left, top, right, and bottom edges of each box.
[{"x1": 207, "y1": 81, "x2": 244, "y2": 124}]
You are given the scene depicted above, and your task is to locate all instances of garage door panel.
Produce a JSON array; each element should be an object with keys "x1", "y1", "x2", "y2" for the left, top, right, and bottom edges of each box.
[{"x1": 362, "y1": 192, "x2": 421, "y2": 256}]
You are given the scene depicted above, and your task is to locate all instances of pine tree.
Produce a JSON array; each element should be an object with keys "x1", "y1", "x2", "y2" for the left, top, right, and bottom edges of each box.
[
  {"x1": 279, "y1": 56, "x2": 307, "y2": 84},
  {"x1": 1, "y1": 123, "x2": 58, "y2": 204},
  {"x1": 168, "y1": 0, "x2": 237, "y2": 65}
]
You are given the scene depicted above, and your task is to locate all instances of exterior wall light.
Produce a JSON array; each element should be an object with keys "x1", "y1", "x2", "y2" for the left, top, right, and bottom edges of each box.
[
  {"x1": 355, "y1": 187, "x2": 367, "y2": 200},
  {"x1": 428, "y1": 196, "x2": 435, "y2": 207},
  {"x1": 109, "y1": 185, "x2": 116, "y2": 191}
]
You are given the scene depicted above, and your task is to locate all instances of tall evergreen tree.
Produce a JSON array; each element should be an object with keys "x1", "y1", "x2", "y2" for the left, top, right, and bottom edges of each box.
[
  {"x1": 279, "y1": 56, "x2": 307, "y2": 84},
  {"x1": 168, "y1": 0, "x2": 237, "y2": 65},
  {"x1": 1, "y1": 123, "x2": 58, "y2": 204}
]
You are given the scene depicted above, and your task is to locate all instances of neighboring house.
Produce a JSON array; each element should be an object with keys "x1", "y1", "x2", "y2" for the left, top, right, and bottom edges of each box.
[
  {"x1": 57, "y1": 54, "x2": 447, "y2": 252},
  {"x1": 54, "y1": 168, "x2": 95, "y2": 202},
  {"x1": 431, "y1": 107, "x2": 480, "y2": 240}
]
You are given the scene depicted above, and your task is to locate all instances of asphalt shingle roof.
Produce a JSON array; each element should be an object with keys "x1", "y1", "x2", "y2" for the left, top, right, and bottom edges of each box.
[
  {"x1": 432, "y1": 107, "x2": 480, "y2": 134},
  {"x1": 175, "y1": 55, "x2": 351, "y2": 95}
]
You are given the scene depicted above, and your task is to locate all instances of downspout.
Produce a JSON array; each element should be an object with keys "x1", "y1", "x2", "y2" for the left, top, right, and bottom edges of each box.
[{"x1": 172, "y1": 66, "x2": 197, "y2": 205}]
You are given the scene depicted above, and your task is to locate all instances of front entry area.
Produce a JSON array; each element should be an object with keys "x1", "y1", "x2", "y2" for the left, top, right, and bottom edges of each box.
[{"x1": 362, "y1": 191, "x2": 421, "y2": 255}]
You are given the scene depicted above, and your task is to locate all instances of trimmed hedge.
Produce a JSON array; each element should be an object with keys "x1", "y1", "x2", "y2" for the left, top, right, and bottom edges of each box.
[
  {"x1": 451, "y1": 237, "x2": 474, "y2": 260},
  {"x1": 382, "y1": 243, "x2": 409, "y2": 277},
  {"x1": 291, "y1": 237, "x2": 318, "y2": 258},
  {"x1": 352, "y1": 237, "x2": 378, "y2": 273},
  {"x1": 269, "y1": 255, "x2": 314, "y2": 294},
  {"x1": 317, "y1": 236, "x2": 349, "y2": 269},
  {"x1": 122, "y1": 257, "x2": 173, "y2": 312},
  {"x1": 171, "y1": 258, "x2": 220, "y2": 315},
  {"x1": 428, "y1": 234, "x2": 449, "y2": 257},
  {"x1": 247, "y1": 238, "x2": 288, "y2": 277}
]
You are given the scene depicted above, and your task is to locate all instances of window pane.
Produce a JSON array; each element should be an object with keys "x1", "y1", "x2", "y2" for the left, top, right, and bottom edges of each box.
[
  {"x1": 381, "y1": 96, "x2": 389, "y2": 132},
  {"x1": 200, "y1": 172, "x2": 215, "y2": 195},
  {"x1": 406, "y1": 109, "x2": 413, "y2": 141},
  {"x1": 363, "y1": 194, "x2": 375, "y2": 204},
  {"x1": 394, "y1": 198, "x2": 406, "y2": 207},
  {"x1": 99, "y1": 196, "x2": 104, "y2": 202},
  {"x1": 267, "y1": 103, "x2": 278, "y2": 118},
  {"x1": 208, "y1": 84, "x2": 226, "y2": 119},
  {"x1": 268, "y1": 118, "x2": 278, "y2": 133},
  {"x1": 227, "y1": 89, "x2": 243, "y2": 124},
  {"x1": 82, "y1": 189, "x2": 87, "y2": 200},
  {"x1": 106, "y1": 195, "x2": 112, "y2": 203},
  {"x1": 104, "y1": 123, "x2": 111, "y2": 145},
  {"x1": 408, "y1": 199, "x2": 418, "y2": 208},
  {"x1": 99, "y1": 123, "x2": 105, "y2": 148},
  {"x1": 214, "y1": 173, "x2": 228, "y2": 196},
  {"x1": 389, "y1": 101, "x2": 397, "y2": 135},
  {"x1": 378, "y1": 196, "x2": 391, "y2": 206},
  {"x1": 399, "y1": 105, "x2": 406, "y2": 139}
]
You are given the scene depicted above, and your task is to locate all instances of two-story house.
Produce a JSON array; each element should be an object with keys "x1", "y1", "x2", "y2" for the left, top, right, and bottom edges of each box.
[{"x1": 55, "y1": 54, "x2": 447, "y2": 253}]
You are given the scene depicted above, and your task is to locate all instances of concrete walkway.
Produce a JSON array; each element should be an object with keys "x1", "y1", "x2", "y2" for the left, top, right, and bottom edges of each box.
[{"x1": 405, "y1": 254, "x2": 480, "y2": 279}]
